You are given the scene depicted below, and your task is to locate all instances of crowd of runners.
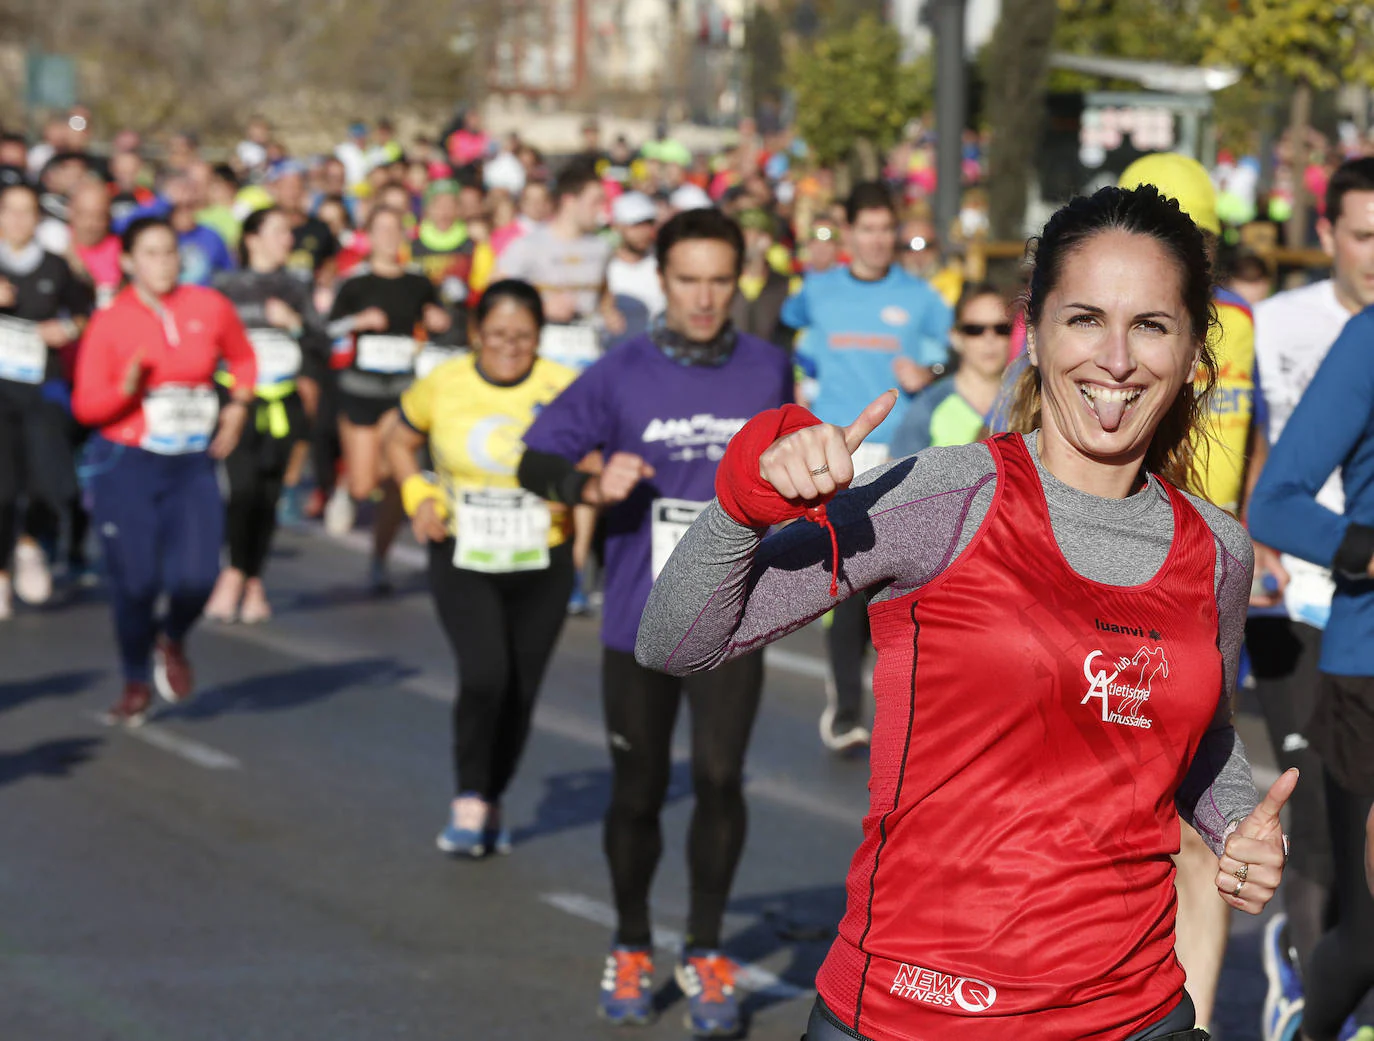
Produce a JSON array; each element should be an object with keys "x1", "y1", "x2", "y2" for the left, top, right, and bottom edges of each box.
[{"x1": 1, "y1": 106, "x2": 1372, "y2": 1041}]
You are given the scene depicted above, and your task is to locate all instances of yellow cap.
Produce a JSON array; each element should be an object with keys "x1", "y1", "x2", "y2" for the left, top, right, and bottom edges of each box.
[{"x1": 1118, "y1": 153, "x2": 1220, "y2": 235}]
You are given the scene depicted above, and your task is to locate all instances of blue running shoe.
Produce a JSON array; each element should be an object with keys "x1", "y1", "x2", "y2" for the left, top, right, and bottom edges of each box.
[
  {"x1": 567, "y1": 570, "x2": 591, "y2": 616},
  {"x1": 435, "y1": 797, "x2": 487, "y2": 858},
  {"x1": 276, "y1": 486, "x2": 305, "y2": 527},
  {"x1": 1337, "y1": 1017, "x2": 1373, "y2": 1041},
  {"x1": 1262, "y1": 913, "x2": 1305, "y2": 1041},
  {"x1": 675, "y1": 948, "x2": 740, "y2": 1038},
  {"x1": 599, "y1": 945, "x2": 654, "y2": 1025}
]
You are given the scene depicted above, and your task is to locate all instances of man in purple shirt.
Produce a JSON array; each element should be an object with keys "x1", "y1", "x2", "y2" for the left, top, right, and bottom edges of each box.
[{"x1": 518, "y1": 208, "x2": 792, "y2": 1036}]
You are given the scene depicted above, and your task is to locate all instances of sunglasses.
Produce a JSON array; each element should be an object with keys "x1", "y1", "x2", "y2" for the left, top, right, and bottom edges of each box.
[{"x1": 958, "y1": 322, "x2": 1012, "y2": 337}]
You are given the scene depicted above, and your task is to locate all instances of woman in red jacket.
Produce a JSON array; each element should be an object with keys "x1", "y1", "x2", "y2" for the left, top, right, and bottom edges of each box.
[
  {"x1": 637, "y1": 186, "x2": 1297, "y2": 1040},
  {"x1": 74, "y1": 217, "x2": 257, "y2": 725}
]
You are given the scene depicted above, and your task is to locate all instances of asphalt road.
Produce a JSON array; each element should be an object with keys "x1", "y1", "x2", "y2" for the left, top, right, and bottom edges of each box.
[{"x1": 0, "y1": 526, "x2": 1287, "y2": 1040}]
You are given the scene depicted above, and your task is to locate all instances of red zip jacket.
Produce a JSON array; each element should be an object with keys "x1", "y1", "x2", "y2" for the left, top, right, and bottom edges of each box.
[{"x1": 74, "y1": 284, "x2": 256, "y2": 446}]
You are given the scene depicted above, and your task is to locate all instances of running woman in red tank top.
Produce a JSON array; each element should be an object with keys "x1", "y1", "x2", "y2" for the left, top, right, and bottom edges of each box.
[{"x1": 637, "y1": 186, "x2": 1298, "y2": 1040}]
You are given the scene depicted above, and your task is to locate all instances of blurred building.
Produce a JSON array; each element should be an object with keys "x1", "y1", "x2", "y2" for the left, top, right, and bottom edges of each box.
[{"x1": 488, "y1": 0, "x2": 750, "y2": 121}]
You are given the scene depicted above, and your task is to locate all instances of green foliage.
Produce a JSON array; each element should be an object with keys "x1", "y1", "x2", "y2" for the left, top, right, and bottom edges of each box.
[
  {"x1": 1203, "y1": 0, "x2": 1374, "y2": 89},
  {"x1": 785, "y1": 15, "x2": 932, "y2": 170},
  {"x1": 1046, "y1": 0, "x2": 1226, "y2": 92}
]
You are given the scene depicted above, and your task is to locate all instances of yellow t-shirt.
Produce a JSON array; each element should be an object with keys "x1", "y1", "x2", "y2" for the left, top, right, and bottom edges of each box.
[
  {"x1": 1196, "y1": 291, "x2": 1257, "y2": 514},
  {"x1": 399, "y1": 353, "x2": 577, "y2": 545}
]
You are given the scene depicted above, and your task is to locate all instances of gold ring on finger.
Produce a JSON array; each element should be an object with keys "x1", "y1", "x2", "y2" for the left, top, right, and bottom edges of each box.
[
  {"x1": 1232, "y1": 879, "x2": 1245, "y2": 897},
  {"x1": 1235, "y1": 862, "x2": 1249, "y2": 883},
  {"x1": 809, "y1": 464, "x2": 830, "y2": 476}
]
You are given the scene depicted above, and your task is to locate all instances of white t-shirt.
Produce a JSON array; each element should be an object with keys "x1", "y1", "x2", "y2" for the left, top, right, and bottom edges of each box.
[
  {"x1": 1254, "y1": 278, "x2": 1357, "y2": 627},
  {"x1": 607, "y1": 253, "x2": 665, "y2": 318}
]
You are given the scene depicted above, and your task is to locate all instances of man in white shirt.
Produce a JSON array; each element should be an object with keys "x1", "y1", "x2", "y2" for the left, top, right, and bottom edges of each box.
[{"x1": 606, "y1": 192, "x2": 664, "y2": 326}]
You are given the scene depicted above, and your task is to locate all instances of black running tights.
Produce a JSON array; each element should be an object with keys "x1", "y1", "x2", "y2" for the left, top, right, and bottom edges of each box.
[{"x1": 602, "y1": 648, "x2": 764, "y2": 951}]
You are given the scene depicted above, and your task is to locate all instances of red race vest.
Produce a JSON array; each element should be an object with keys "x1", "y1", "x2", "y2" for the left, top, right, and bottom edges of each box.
[{"x1": 817, "y1": 432, "x2": 1223, "y2": 1040}]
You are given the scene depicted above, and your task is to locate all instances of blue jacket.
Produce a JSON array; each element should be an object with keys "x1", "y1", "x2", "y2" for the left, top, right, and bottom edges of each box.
[{"x1": 1249, "y1": 307, "x2": 1374, "y2": 675}]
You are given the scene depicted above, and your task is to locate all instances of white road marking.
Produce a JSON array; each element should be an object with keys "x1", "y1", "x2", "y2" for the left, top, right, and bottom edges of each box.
[
  {"x1": 91, "y1": 714, "x2": 242, "y2": 770},
  {"x1": 540, "y1": 891, "x2": 810, "y2": 1001}
]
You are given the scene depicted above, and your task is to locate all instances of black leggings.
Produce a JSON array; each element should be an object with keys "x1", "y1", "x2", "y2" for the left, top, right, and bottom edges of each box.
[
  {"x1": 428, "y1": 540, "x2": 574, "y2": 802},
  {"x1": 311, "y1": 372, "x2": 340, "y2": 499},
  {"x1": 602, "y1": 647, "x2": 765, "y2": 951},
  {"x1": 223, "y1": 399, "x2": 301, "y2": 578},
  {"x1": 1243, "y1": 617, "x2": 1333, "y2": 973},
  {"x1": 1303, "y1": 768, "x2": 1374, "y2": 1041},
  {"x1": 0, "y1": 385, "x2": 76, "y2": 571},
  {"x1": 827, "y1": 596, "x2": 871, "y2": 723}
]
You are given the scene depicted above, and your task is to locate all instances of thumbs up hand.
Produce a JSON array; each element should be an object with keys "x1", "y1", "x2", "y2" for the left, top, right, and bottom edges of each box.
[
  {"x1": 1215, "y1": 767, "x2": 1298, "y2": 914},
  {"x1": 758, "y1": 390, "x2": 897, "y2": 503}
]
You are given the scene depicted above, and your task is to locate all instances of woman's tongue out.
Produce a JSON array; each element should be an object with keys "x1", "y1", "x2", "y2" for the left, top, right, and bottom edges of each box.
[{"x1": 1081, "y1": 384, "x2": 1135, "y2": 433}]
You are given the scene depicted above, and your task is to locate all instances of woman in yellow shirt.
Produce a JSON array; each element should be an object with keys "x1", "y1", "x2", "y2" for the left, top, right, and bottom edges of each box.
[{"x1": 384, "y1": 279, "x2": 577, "y2": 858}]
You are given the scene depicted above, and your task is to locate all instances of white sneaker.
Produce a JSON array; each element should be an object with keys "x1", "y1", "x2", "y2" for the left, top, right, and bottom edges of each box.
[
  {"x1": 12, "y1": 540, "x2": 52, "y2": 605},
  {"x1": 323, "y1": 487, "x2": 356, "y2": 536},
  {"x1": 0, "y1": 574, "x2": 12, "y2": 620}
]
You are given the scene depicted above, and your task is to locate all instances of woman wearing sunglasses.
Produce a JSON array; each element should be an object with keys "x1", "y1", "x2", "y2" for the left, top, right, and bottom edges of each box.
[{"x1": 891, "y1": 282, "x2": 1011, "y2": 457}]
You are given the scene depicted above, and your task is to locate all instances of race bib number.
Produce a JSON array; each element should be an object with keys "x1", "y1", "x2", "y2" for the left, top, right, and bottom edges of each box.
[
  {"x1": 651, "y1": 499, "x2": 708, "y2": 579},
  {"x1": 455, "y1": 489, "x2": 551, "y2": 573},
  {"x1": 141, "y1": 385, "x2": 219, "y2": 455},
  {"x1": 1282, "y1": 554, "x2": 1334, "y2": 630},
  {"x1": 539, "y1": 323, "x2": 600, "y2": 371},
  {"x1": 356, "y1": 334, "x2": 418, "y2": 374},
  {"x1": 415, "y1": 344, "x2": 463, "y2": 380},
  {"x1": 248, "y1": 329, "x2": 302, "y2": 386},
  {"x1": 850, "y1": 442, "x2": 891, "y2": 477},
  {"x1": 0, "y1": 316, "x2": 47, "y2": 385}
]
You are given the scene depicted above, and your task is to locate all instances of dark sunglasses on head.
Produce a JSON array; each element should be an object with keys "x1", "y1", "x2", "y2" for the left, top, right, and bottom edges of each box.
[{"x1": 958, "y1": 322, "x2": 1012, "y2": 337}]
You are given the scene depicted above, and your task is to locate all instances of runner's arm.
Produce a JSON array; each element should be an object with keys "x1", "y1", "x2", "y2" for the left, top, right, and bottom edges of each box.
[
  {"x1": 1250, "y1": 310, "x2": 1374, "y2": 574},
  {"x1": 72, "y1": 310, "x2": 142, "y2": 428},
  {"x1": 636, "y1": 443, "x2": 997, "y2": 674},
  {"x1": 517, "y1": 361, "x2": 611, "y2": 505},
  {"x1": 1174, "y1": 525, "x2": 1261, "y2": 856}
]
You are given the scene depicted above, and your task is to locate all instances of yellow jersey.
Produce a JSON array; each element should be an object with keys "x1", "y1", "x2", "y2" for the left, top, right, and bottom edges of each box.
[
  {"x1": 399, "y1": 353, "x2": 577, "y2": 545},
  {"x1": 1197, "y1": 288, "x2": 1257, "y2": 514}
]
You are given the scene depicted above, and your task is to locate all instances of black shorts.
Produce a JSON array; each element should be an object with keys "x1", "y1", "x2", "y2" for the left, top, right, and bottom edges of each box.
[
  {"x1": 1309, "y1": 672, "x2": 1374, "y2": 794},
  {"x1": 337, "y1": 391, "x2": 397, "y2": 428}
]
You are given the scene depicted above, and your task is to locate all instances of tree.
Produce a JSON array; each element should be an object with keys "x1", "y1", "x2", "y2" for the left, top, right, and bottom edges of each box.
[
  {"x1": 1045, "y1": 0, "x2": 1233, "y2": 92},
  {"x1": 982, "y1": 0, "x2": 1057, "y2": 238},
  {"x1": 1204, "y1": 0, "x2": 1374, "y2": 245},
  {"x1": 784, "y1": 15, "x2": 931, "y2": 186}
]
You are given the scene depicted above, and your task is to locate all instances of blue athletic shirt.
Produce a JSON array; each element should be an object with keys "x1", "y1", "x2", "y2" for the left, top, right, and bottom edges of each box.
[
  {"x1": 1249, "y1": 306, "x2": 1374, "y2": 675},
  {"x1": 781, "y1": 265, "x2": 951, "y2": 443}
]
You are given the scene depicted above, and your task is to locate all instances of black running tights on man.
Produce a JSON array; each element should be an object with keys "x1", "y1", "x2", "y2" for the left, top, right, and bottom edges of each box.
[{"x1": 602, "y1": 648, "x2": 764, "y2": 951}]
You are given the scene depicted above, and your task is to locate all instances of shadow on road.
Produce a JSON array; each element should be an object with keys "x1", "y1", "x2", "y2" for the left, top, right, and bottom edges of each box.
[
  {"x1": 0, "y1": 735, "x2": 103, "y2": 787},
  {"x1": 0, "y1": 669, "x2": 105, "y2": 715},
  {"x1": 277, "y1": 574, "x2": 429, "y2": 614},
  {"x1": 512, "y1": 761, "x2": 695, "y2": 846},
  {"x1": 166, "y1": 657, "x2": 422, "y2": 721}
]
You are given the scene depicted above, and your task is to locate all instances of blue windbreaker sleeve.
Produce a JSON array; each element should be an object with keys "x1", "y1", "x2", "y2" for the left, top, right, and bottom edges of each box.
[{"x1": 1249, "y1": 310, "x2": 1374, "y2": 567}]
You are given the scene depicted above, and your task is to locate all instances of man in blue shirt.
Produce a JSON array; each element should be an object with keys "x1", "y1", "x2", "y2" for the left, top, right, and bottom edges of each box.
[
  {"x1": 1249, "y1": 306, "x2": 1374, "y2": 1041},
  {"x1": 113, "y1": 171, "x2": 234, "y2": 287},
  {"x1": 780, "y1": 181, "x2": 952, "y2": 752}
]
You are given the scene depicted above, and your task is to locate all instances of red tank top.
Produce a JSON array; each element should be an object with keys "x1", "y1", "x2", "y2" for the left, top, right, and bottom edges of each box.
[{"x1": 816, "y1": 433, "x2": 1223, "y2": 1040}]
